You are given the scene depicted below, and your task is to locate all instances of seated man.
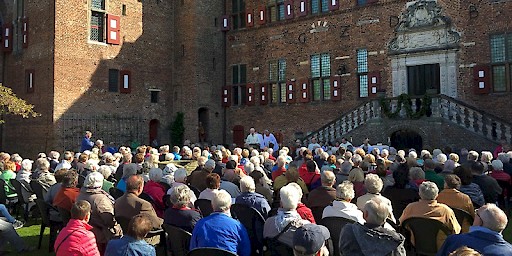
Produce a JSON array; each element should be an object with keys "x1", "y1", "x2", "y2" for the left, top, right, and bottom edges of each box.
[
  {"x1": 235, "y1": 176, "x2": 271, "y2": 217},
  {"x1": 292, "y1": 224, "x2": 330, "y2": 256},
  {"x1": 339, "y1": 198, "x2": 406, "y2": 255},
  {"x1": 400, "y1": 181, "x2": 461, "y2": 248},
  {"x1": 306, "y1": 170, "x2": 336, "y2": 211},
  {"x1": 54, "y1": 200, "x2": 100, "y2": 256},
  {"x1": 114, "y1": 175, "x2": 163, "y2": 244},
  {"x1": 437, "y1": 204, "x2": 512, "y2": 256},
  {"x1": 105, "y1": 214, "x2": 156, "y2": 256},
  {"x1": 190, "y1": 190, "x2": 250, "y2": 256}
]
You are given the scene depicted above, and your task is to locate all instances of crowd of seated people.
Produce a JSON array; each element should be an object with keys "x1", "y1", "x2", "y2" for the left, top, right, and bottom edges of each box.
[{"x1": 0, "y1": 129, "x2": 512, "y2": 256}]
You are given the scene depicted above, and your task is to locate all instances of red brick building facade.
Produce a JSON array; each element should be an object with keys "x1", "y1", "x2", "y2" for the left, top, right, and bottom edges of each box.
[{"x1": 1, "y1": 0, "x2": 511, "y2": 156}]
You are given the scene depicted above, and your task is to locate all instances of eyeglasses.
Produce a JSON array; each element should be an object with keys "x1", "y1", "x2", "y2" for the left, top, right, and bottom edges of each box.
[{"x1": 475, "y1": 209, "x2": 484, "y2": 226}]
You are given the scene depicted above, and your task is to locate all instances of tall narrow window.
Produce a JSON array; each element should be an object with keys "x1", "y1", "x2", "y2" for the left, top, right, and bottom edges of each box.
[
  {"x1": 490, "y1": 34, "x2": 512, "y2": 92},
  {"x1": 90, "y1": 0, "x2": 106, "y2": 42},
  {"x1": 108, "y1": 69, "x2": 119, "y2": 92},
  {"x1": 311, "y1": 53, "x2": 330, "y2": 101},
  {"x1": 232, "y1": 0, "x2": 246, "y2": 29},
  {"x1": 232, "y1": 64, "x2": 247, "y2": 105},
  {"x1": 269, "y1": 59, "x2": 286, "y2": 103},
  {"x1": 357, "y1": 49, "x2": 368, "y2": 97},
  {"x1": 269, "y1": 0, "x2": 285, "y2": 22},
  {"x1": 311, "y1": 0, "x2": 329, "y2": 14}
]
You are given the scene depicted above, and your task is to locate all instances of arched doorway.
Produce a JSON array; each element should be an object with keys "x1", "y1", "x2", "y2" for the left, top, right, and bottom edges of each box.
[
  {"x1": 233, "y1": 125, "x2": 245, "y2": 147},
  {"x1": 390, "y1": 129, "x2": 423, "y2": 151},
  {"x1": 198, "y1": 108, "x2": 209, "y2": 143},
  {"x1": 149, "y1": 119, "x2": 159, "y2": 146}
]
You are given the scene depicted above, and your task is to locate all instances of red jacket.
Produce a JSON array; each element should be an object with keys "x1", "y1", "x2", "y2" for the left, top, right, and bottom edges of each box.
[
  {"x1": 296, "y1": 203, "x2": 316, "y2": 224},
  {"x1": 143, "y1": 180, "x2": 167, "y2": 217},
  {"x1": 54, "y1": 219, "x2": 100, "y2": 256}
]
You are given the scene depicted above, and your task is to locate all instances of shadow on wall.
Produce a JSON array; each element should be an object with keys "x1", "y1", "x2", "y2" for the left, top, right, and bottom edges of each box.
[{"x1": 54, "y1": 1, "x2": 174, "y2": 152}]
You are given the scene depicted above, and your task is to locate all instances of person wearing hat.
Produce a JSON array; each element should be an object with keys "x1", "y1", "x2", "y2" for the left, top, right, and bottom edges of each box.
[{"x1": 292, "y1": 224, "x2": 330, "y2": 256}]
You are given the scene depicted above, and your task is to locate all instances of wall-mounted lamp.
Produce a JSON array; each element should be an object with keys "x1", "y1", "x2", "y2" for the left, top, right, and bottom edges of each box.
[
  {"x1": 469, "y1": 5, "x2": 478, "y2": 19},
  {"x1": 337, "y1": 65, "x2": 347, "y2": 76}
]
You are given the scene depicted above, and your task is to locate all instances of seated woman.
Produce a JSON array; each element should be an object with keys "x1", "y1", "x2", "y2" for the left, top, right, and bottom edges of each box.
[
  {"x1": 164, "y1": 185, "x2": 201, "y2": 233},
  {"x1": 198, "y1": 173, "x2": 221, "y2": 201},
  {"x1": 143, "y1": 168, "x2": 167, "y2": 217},
  {"x1": 382, "y1": 163, "x2": 420, "y2": 221},
  {"x1": 322, "y1": 181, "x2": 365, "y2": 224}
]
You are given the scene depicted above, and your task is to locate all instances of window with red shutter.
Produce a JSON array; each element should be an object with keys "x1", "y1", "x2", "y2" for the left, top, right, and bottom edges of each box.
[
  {"x1": 284, "y1": 1, "x2": 294, "y2": 19},
  {"x1": 298, "y1": 79, "x2": 310, "y2": 103},
  {"x1": 257, "y1": 6, "x2": 266, "y2": 25},
  {"x1": 246, "y1": 10, "x2": 254, "y2": 27},
  {"x1": 331, "y1": 76, "x2": 341, "y2": 101},
  {"x1": 222, "y1": 86, "x2": 232, "y2": 107},
  {"x1": 119, "y1": 70, "x2": 132, "y2": 93},
  {"x1": 246, "y1": 83, "x2": 255, "y2": 105},
  {"x1": 2, "y1": 23, "x2": 13, "y2": 52},
  {"x1": 286, "y1": 80, "x2": 296, "y2": 103},
  {"x1": 22, "y1": 18, "x2": 29, "y2": 48},
  {"x1": 367, "y1": 71, "x2": 381, "y2": 98},
  {"x1": 25, "y1": 69, "x2": 34, "y2": 93},
  {"x1": 328, "y1": 0, "x2": 339, "y2": 11},
  {"x1": 106, "y1": 14, "x2": 121, "y2": 45},
  {"x1": 473, "y1": 65, "x2": 491, "y2": 94},
  {"x1": 298, "y1": 0, "x2": 308, "y2": 16},
  {"x1": 260, "y1": 83, "x2": 269, "y2": 105}
]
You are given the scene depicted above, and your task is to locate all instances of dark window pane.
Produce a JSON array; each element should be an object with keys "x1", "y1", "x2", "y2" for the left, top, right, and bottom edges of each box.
[
  {"x1": 240, "y1": 65, "x2": 247, "y2": 83},
  {"x1": 313, "y1": 79, "x2": 321, "y2": 101},
  {"x1": 323, "y1": 79, "x2": 330, "y2": 100},
  {"x1": 108, "y1": 69, "x2": 119, "y2": 92},
  {"x1": 233, "y1": 86, "x2": 240, "y2": 105},
  {"x1": 151, "y1": 91, "x2": 159, "y2": 103},
  {"x1": 232, "y1": 65, "x2": 239, "y2": 84},
  {"x1": 90, "y1": 12, "x2": 104, "y2": 41}
]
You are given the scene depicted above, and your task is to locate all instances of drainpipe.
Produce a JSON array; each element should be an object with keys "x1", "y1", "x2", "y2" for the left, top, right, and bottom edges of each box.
[{"x1": 222, "y1": 0, "x2": 227, "y2": 145}]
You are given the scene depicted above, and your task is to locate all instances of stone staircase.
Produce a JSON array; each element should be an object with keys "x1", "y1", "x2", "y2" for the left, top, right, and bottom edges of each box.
[{"x1": 302, "y1": 94, "x2": 512, "y2": 149}]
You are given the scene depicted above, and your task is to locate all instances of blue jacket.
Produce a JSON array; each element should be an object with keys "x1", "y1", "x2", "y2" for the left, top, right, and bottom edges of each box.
[
  {"x1": 81, "y1": 137, "x2": 94, "y2": 152},
  {"x1": 437, "y1": 227, "x2": 512, "y2": 256},
  {"x1": 190, "y1": 212, "x2": 251, "y2": 256},
  {"x1": 105, "y1": 235, "x2": 155, "y2": 256},
  {"x1": 235, "y1": 192, "x2": 271, "y2": 217}
]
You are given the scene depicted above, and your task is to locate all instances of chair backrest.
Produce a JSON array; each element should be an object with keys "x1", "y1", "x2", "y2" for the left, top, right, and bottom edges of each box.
[
  {"x1": 10, "y1": 179, "x2": 28, "y2": 204},
  {"x1": 109, "y1": 187, "x2": 124, "y2": 200},
  {"x1": 401, "y1": 217, "x2": 453, "y2": 256},
  {"x1": 266, "y1": 237, "x2": 293, "y2": 256},
  {"x1": 318, "y1": 216, "x2": 355, "y2": 256},
  {"x1": 230, "y1": 204, "x2": 266, "y2": 255},
  {"x1": 30, "y1": 180, "x2": 45, "y2": 200},
  {"x1": 163, "y1": 224, "x2": 192, "y2": 256},
  {"x1": 0, "y1": 179, "x2": 8, "y2": 204},
  {"x1": 497, "y1": 179, "x2": 511, "y2": 198},
  {"x1": 187, "y1": 247, "x2": 238, "y2": 256},
  {"x1": 450, "y1": 207, "x2": 474, "y2": 233},
  {"x1": 34, "y1": 197, "x2": 51, "y2": 226},
  {"x1": 310, "y1": 206, "x2": 326, "y2": 224},
  {"x1": 116, "y1": 215, "x2": 131, "y2": 233},
  {"x1": 57, "y1": 207, "x2": 72, "y2": 225},
  {"x1": 194, "y1": 199, "x2": 213, "y2": 217},
  {"x1": 189, "y1": 185, "x2": 201, "y2": 198}
]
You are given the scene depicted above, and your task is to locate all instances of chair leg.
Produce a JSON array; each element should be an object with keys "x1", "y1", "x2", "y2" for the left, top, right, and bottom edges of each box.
[
  {"x1": 24, "y1": 203, "x2": 29, "y2": 222},
  {"x1": 38, "y1": 224, "x2": 45, "y2": 249}
]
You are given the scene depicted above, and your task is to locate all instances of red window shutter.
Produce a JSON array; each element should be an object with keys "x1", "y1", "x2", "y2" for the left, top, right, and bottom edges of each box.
[
  {"x1": 119, "y1": 70, "x2": 132, "y2": 93},
  {"x1": 298, "y1": 79, "x2": 310, "y2": 103},
  {"x1": 246, "y1": 10, "x2": 254, "y2": 27},
  {"x1": 257, "y1": 6, "x2": 266, "y2": 25},
  {"x1": 286, "y1": 80, "x2": 296, "y2": 103},
  {"x1": 222, "y1": 86, "x2": 232, "y2": 107},
  {"x1": 2, "y1": 23, "x2": 13, "y2": 52},
  {"x1": 285, "y1": 1, "x2": 294, "y2": 19},
  {"x1": 22, "y1": 17, "x2": 29, "y2": 48},
  {"x1": 106, "y1": 14, "x2": 121, "y2": 45},
  {"x1": 368, "y1": 71, "x2": 381, "y2": 98},
  {"x1": 260, "y1": 83, "x2": 269, "y2": 105},
  {"x1": 328, "y1": 0, "x2": 339, "y2": 11},
  {"x1": 473, "y1": 65, "x2": 491, "y2": 94},
  {"x1": 25, "y1": 69, "x2": 34, "y2": 93},
  {"x1": 221, "y1": 15, "x2": 230, "y2": 31},
  {"x1": 246, "y1": 83, "x2": 255, "y2": 105},
  {"x1": 298, "y1": 0, "x2": 308, "y2": 17},
  {"x1": 331, "y1": 76, "x2": 341, "y2": 101}
]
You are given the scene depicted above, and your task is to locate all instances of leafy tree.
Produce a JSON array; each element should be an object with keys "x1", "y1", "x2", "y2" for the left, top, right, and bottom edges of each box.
[
  {"x1": 170, "y1": 112, "x2": 184, "y2": 146},
  {"x1": 0, "y1": 84, "x2": 40, "y2": 123}
]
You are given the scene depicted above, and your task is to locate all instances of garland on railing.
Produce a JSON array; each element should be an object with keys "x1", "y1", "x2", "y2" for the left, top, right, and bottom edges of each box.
[{"x1": 380, "y1": 93, "x2": 432, "y2": 119}]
